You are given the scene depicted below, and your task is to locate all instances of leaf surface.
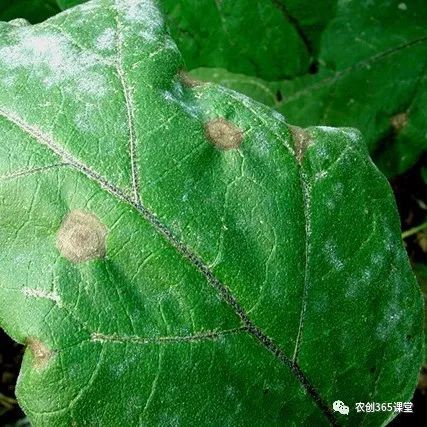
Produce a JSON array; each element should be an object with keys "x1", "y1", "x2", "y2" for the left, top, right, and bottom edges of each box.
[
  {"x1": 158, "y1": 0, "x2": 336, "y2": 81},
  {"x1": 190, "y1": 0, "x2": 427, "y2": 176},
  {"x1": 0, "y1": 0, "x2": 423, "y2": 425},
  {"x1": 54, "y1": 0, "x2": 334, "y2": 80}
]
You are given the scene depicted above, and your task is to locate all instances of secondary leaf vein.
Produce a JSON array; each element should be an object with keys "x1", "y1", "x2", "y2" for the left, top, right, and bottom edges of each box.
[{"x1": 0, "y1": 107, "x2": 337, "y2": 426}]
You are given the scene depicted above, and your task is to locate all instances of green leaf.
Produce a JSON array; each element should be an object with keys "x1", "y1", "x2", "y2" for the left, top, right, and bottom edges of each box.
[
  {"x1": 159, "y1": 0, "x2": 337, "y2": 81},
  {"x1": 55, "y1": 0, "x2": 334, "y2": 80},
  {"x1": 0, "y1": 0, "x2": 422, "y2": 425},
  {"x1": 0, "y1": 0, "x2": 61, "y2": 24},
  {"x1": 271, "y1": 0, "x2": 337, "y2": 55},
  {"x1": 193, "y1": 0, "x2": 427, "y2": 177}
]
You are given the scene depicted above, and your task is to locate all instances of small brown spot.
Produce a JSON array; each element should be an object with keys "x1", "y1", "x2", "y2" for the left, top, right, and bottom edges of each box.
[
  {"x1": 204, "y1": 118, "x2": 244, "y2": 150},
  {"x1": 56, "y1": 210, "x2": 107, "y2": 264},
  {"x1": 178, "y1": 70, "x2": 204, "y2": 88},
  {"x1": 27, "y1": 338, "x2": 53, "y2": 368},
  {"x1": 390, "y1": 112, "x2": 408, "y2": 132},
  {"x1": 290, "y1": 125, "x2": 311, "y2": 164}
]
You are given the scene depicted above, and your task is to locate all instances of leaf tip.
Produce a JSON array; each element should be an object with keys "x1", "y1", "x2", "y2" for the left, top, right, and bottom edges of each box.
[
  {"x1": 56, "y1": 210, "x2": 107, "y2": 264},
  {"x1": 204, "y1": 118, "x2": 244, "y2": 150}
]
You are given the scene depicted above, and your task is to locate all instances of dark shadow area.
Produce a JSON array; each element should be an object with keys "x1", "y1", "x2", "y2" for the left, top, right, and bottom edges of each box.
[
  {"x1": 0, "y1": 329, "x2": 24, "y2": 425},
  {"x1": 390, "y1": 366, "x2": 427, "y2": 426},
  {"x1": 390, "y1": 152, "x2": 426, "y2": 427}
]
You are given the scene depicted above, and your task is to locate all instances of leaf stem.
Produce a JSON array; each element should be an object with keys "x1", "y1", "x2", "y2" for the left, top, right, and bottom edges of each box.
[{"x1": 402, "y1": 221, "x2": 427, "y2": 239}]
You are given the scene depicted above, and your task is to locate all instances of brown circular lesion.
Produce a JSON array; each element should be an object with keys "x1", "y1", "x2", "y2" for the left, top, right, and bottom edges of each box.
[
  {"x1": 56, "y1": 210, "x2": 107, "y2": 264},
  {"x1": 26, "y1": 338, "x2": 53, "y2": 369},
  {"x1": 204, "y1": 118, "x2": 244, "y2": 150}
]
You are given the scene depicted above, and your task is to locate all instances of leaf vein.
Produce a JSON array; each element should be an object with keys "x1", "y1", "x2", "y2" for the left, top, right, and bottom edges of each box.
[
  {"x1": 91, "y1": 326, "x2": 248, "y2": 345},
  {"x1": 0, "y1": 162, "x2": 68, "y2": 181},
  {"x1": 0, "y1": 107, "x2": 337, "y2": 426},
  {"x1": 281, "y1": 34, "x2": 427, "y2": 104},
  {"x1": 114, "y1": 11, "x2": 141, "y2": 204}
]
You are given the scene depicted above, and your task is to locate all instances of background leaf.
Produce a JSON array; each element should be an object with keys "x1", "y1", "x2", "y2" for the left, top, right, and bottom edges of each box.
[
  {"x1": 3, "y1": 1, "x2": 425, "y2": 176},
  {"x1": 0, "y1": 0, "x2": 60, "y2": 24},
  {"x1": 189, "y1": 0, "x2": 427, "y2": 177},
  {"x1": 159, "y1": 0, "x2": 336, "y2": 81}
]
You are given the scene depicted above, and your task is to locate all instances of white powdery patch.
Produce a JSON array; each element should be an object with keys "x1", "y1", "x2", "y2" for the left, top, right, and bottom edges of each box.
[
  {"x1": 271, "y1": 110, "x2": 287, "y2": 123},
  {"x1": 253, "y1": 130, "x2": 272, "y2": 154},
  {"x1": 375, "y1": 302, "x2": 403, "y2": 341},
  {"x1": 312, "y1": 144, "x2": 329, "y2": 160},
  {"x1": 220, "y1": 86, "x2": 252, "y2": 105},
  {"x1": 75, "y1": 105, "x2": 97, "y2": 133},
  {"x1": 163, "y1": 81, "x2": 201, "y2": 119},
  {"x1": 1, "y1": 75, "x2": 16, "y2": 87},
  {"x1": 0, "y1": 31, "x2": 108, "y2": 97},
  {"x1": 149, "y1": 37, "x2": 180, "y2": 57},
  {"x1": 22, "y1": 287, "x2": 62, "y2": 306},
  {"x1": 314, "y1": 170, "x2": 327, "y2": 181},
  {"x1": 164, "y1": 37, "x2": 179, "y2": 53},
  {"x1": 76, "y1": 72, "x2": 109, "y2": 97},
  {"x1": 325, "y1": 182, "x2": 344, "y2": 208},
  {"x1": 345, "y1": 277, "x2": 360, "y2": 299},
  {"x1": 318, "y1": 126, "x2": 361, "y2": 146},
  {"x1": 95, "y1": 28, "x2": 116, "y2": 51},
  {"x1": 112, "y1": 352, "x2": 138, "y2": 377},
  {"x1": 341, "y1": 128, "x2": 361, "y2": 143},
  {"x1": 370, "y1": 253, "x2": 384, "y2": 268},
  {"x1": 116, "y1": 0, "x2": 163, "y2": 42},
  {"x1": 333, "y1": 182, "x2": 344, "y2": 197},
  {"x1": 323, "y1": 240, "x2": 344, "y2": 271},
  {"x1": 317, "y1": 126, "x2": 341, "y2": 133}
]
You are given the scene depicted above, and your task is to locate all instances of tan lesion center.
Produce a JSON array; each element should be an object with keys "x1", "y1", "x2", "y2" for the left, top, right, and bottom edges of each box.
[
  {"x1": 56, "y1": 210, "x2": 107, "y2": 263},
  {"x1": 26, "y1": 338, "x2": 53, "y2": 369},
  {"x1": 204, "y1": 118, "x2": 244, "y2": 150}
]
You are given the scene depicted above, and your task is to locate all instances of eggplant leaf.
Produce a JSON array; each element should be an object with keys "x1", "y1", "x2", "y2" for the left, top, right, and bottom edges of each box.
[
  {"x1": 190, "y1": 0, "x2": 427, "y2": 177},
  {"x1": 158, "y1": 0, "x2": 336, "y2": 81},
  {"x1": 0, "y1": 0, "x2": 423, "y2": 426},
  {"x1": 54, "y1": 0, "x2": 335, "y2": 80}
]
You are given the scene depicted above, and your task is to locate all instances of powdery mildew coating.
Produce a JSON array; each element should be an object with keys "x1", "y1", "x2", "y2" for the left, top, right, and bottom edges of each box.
[{"x1": 0, "y1": 1, "x2": 421, "y2": 426}]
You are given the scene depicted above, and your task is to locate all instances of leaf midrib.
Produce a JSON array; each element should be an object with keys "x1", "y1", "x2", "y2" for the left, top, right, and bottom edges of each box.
[
  {"x1": 0, "y1": 5, "x2": 336, "y2": 422},
  {"x1": 0, "y1": 105, "x2": 338, "y2": 425}
]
